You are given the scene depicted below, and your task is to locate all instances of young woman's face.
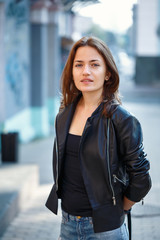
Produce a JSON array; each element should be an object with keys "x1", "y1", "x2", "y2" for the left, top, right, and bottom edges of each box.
[{"x1": 72, "y1": 46, "x2": 109, "y2": 96}]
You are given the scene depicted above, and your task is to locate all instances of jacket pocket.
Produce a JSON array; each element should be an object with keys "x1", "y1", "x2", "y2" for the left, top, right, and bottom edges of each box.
[{"x1": 113, "y1": 173, "x2": 129, "y2": 194}]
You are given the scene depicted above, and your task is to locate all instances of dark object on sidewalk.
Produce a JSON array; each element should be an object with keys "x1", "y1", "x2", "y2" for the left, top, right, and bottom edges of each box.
[
  {"x1": 124, "y1": 209, "x2": 132, "y2": 239},
  {"x1": 1, "y1": 132, "x2": 19, "y2": 163},
  {"x1": 127, "y1": 211, "x2": 132, "y2": 240}
]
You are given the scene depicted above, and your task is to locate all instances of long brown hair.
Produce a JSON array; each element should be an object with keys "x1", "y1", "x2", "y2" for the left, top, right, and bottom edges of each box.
[{"x1": 61, "y1": 36, "x2": 121, "y2": 117}]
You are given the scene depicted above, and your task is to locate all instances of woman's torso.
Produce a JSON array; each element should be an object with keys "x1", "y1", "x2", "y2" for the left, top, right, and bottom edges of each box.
[{"x1": 61, "y1": 133, "x2": 92, "y2": 216}]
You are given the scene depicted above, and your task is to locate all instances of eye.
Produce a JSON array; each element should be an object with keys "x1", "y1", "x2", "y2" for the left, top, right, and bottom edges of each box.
[
  {"x1": 75, "y1": 63, "x2": 83, "y2": 67},
  {"x1": 91, "y1": 63, "x2": 100, "y2": 67}
]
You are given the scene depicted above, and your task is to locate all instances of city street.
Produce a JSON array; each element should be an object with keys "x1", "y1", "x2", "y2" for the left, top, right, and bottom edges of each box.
[
  {"x1": 0, "y1": 85, "x2": 160, "y2": 240},
  {"x1": 0, "y1": 0, "x2": 160, "y2": 239}
]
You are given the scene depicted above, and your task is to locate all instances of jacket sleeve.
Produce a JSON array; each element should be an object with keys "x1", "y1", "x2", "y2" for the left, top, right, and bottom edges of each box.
[{"x1": 114, "y1": 111, "x2": 152, "y2": 202}]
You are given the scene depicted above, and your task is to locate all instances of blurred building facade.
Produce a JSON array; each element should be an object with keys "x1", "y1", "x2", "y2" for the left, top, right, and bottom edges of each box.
[
  {"x1": 0, "y1": 0, "x2": 74, "y2": 143},
  {"x1": 0, "y1": 0, "x2": 98, "y2": 145},
  {"x1": 133, "y1": 0, "x2": 160, "y2": 84},
  {"x1": 0, "y1": 0, "x2": 32, "y2": 143},
  {"x1": 1, "y1": 0, "x2": 159, "y2": 147}
]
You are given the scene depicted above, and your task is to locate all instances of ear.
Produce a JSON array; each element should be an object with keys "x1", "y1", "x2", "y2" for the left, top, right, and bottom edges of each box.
[{"x1": 105, "y1": 72, "x2": 111, "y2": 81}]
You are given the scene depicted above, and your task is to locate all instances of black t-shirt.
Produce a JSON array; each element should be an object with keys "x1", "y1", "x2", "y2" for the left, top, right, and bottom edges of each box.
[{"x1": 61, "y1": 133, "x2": 92, "y2": 216}]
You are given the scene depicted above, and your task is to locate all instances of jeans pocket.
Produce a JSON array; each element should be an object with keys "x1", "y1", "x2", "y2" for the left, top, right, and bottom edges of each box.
[
  {"x1": 61, "y1": 214, "x2": 68, "y2": 224},
  {"x1": 120, "y1": 223, "x2": 129, "y2": 239},
  {"x1": 95, "y1": 223, "x2": 129, "y2": 240}
]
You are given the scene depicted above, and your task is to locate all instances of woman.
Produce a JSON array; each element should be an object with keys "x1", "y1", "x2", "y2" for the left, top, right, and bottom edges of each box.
[{"x1": 46, "y1": 36, "x2": 151, "y2": 240}]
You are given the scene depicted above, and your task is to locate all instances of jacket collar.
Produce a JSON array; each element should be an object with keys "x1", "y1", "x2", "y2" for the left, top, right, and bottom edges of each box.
[
  {"x1": 56, "y1": 95, "x2": 80, "y2": 137},
  {"x1": 55, "y1": 95, "x2": 80, "y2": 163}
]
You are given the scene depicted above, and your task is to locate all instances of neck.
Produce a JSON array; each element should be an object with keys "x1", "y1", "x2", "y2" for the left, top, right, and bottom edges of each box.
[{"x1": 80, "y1": 91, "x2": 102, "y2": 110}]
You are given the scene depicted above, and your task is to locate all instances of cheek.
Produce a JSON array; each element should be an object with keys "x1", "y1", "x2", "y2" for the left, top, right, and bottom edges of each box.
[
  {"x1": 96, "y1": 70, "x2": 106, "y2": 81},
  {"x1": 72, "y1": 69, "x2": 80, "y2": 82},
  {"x1": 72, "y1": 72, "x2": 79, "y2": 87}
]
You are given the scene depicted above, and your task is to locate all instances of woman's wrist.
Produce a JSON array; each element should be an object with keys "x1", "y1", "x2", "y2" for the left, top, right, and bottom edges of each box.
[
  {"x1": 124, "y1": 208, "x2": 131, "y2": 214},
  {"x1": 123, "y1": 196, "x2": 135, "y2": 211}
]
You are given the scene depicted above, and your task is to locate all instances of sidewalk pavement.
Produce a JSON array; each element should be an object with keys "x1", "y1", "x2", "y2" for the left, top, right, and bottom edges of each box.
[{"x1": 0, "y1": 85, "x2": 160, "y2": 240}]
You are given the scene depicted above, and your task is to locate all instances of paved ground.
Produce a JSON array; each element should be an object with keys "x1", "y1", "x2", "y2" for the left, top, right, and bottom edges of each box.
[{"x1": 0, "y1": 84, "x2": 160, "y2": 240}]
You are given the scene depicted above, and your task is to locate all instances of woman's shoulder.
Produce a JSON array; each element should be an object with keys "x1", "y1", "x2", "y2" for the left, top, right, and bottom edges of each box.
[
  {"x1": 112, "y1": 104, "x2": 132, "y2": 117},
  {"x1": 111, "y1": 104, "x2": 140, "y2": 126},
  {"x1": 110, "y1": 104, "x2": 142, "y2": 139}
]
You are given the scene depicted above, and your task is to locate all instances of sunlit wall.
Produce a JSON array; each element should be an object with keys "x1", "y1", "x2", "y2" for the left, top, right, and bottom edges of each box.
[
  {"x1": 0, "y1": 0, "x2": 33, "y2": 142},
  {"x1": 135, "y1": 0, "x2": 160, "y2": 84}
]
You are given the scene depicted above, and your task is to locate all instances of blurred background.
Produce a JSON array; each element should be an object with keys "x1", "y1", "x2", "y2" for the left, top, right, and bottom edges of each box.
[
  {"x1": 0, "y1": 0, "x2": 160, "y2": 144},
  {"x1": 0, "y1": 1, "x2": 160, "y2": 239}
]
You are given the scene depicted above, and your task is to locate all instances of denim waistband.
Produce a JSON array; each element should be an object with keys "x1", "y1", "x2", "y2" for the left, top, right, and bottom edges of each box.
[{"x1": 62, "y1": 210, "x2": 92, "y2": 222}]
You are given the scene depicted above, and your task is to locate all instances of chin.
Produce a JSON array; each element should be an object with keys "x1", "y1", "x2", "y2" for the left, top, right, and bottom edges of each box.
[{"x1": 79, "y1": 87, "x2": 95, "y2": 92}]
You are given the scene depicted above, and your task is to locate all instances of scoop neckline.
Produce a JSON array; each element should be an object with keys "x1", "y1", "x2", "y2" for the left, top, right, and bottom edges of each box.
[{"x1": 68, "y1": 133, "x2": 81, "y2": 137}]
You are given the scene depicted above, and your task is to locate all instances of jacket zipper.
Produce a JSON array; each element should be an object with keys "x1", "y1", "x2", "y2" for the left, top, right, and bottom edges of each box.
[
  {"x1": 106, "y1": 118, "x2": 116, "y2": 205},
  {"x1": 113, "y1": 174, "x2": 127, "y2": 186}
]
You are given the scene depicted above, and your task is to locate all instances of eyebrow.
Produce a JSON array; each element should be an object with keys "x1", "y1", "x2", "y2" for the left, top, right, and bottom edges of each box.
[{"x1": 74, "y1": 59, "x2": 100, "y2": 63}]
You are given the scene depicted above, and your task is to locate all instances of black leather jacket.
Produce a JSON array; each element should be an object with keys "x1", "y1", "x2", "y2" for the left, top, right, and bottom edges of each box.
[{"x1": 46, "y1": 98, "x2": 151, "y2": 233}]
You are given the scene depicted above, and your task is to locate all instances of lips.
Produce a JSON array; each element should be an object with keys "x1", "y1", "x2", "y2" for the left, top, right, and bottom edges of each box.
[{"x1": 80, "y1": 79, "x2": 93, "y2": 82}]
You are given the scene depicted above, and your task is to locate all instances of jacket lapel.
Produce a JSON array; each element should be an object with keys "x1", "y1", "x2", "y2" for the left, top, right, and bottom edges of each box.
[{"x1": 55, "y1": 99, "x2": 78, "y2": 169}]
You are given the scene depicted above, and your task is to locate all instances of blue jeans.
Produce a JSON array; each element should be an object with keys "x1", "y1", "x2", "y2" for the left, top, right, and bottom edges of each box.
[{"x1": 59, "y1": 210, "x2": 129, "y2": 240}]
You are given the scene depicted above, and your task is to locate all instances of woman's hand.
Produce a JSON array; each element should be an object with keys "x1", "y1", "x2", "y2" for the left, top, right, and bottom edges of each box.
[{"x1": 123, "y1": 196, "x2": 135, "y2": 211}]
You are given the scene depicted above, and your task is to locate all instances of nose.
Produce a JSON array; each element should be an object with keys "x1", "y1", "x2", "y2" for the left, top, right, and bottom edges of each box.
[{"x1": 82, "y1": 64, "x2": 90, "y2": 75}]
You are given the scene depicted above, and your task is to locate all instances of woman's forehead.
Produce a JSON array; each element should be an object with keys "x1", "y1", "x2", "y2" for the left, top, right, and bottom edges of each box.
[{"x1": 74, "y1": 46, "x2": 104, "y2": 62}]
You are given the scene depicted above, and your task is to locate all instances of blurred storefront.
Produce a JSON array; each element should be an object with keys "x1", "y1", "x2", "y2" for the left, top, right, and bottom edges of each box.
[
  {"x1": 0, "y1": 0, "x2": 31, "y2": 143},
  {"x1": 0, "y1": 0, "x2": 97, "y2": 145},
  {"x1": 0, "y1": 0, "x2": 71, "y2": 143},
  {"x1": 133, "y1": 0, "x2": 160, "y2": 85}
]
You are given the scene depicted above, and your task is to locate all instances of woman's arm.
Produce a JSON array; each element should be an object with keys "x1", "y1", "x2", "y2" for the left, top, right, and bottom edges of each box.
[
  {"x1": 123, "y1": 196, "x2": 135, "y2": 211},
  {"x1": 113, "y1": 107, "x2": 152, "y2": 203}
]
